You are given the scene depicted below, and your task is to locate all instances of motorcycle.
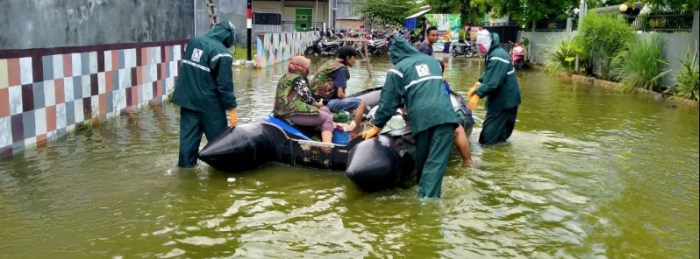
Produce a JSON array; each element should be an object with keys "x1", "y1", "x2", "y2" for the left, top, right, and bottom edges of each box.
[
  {"x1": 304, "y1": 38, "x2": 340, "y2": 57},
  {"x1": 510, "y1": 42, "x2": 526, "y2": 69},
  {"x1": 451, "y1": 40, "x2": 477, "y2": 58},
  {"x1": 367, "y1": 39, "x2": 389, "y2": 56}
]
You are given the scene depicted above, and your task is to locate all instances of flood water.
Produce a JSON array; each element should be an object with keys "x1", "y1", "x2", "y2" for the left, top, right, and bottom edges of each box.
[{"x1": 1, "y1": 57, "x2": 698, "y2": 258}]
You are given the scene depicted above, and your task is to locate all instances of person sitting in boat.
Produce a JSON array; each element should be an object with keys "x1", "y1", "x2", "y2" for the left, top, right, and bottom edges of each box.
[
  {"x1": 310, "y1": 46, "x2": 366, "y2": 138},
  {"x1": 273, "y1": 56, "x2": 334, "y2": 143}
]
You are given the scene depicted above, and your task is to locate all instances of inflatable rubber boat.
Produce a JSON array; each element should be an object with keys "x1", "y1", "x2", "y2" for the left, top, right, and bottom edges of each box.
[{"x1": 198, "y1": 87, "x2": 474, "y2": 192}]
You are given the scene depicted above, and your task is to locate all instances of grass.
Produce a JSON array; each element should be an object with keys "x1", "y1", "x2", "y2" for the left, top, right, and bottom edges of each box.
[
  {"x1": 665, "y1": 45, "x2": 699, "y2": 101},
  {"x1": 230, "y1": 44, "x2": 256, "y2": 61},
  {"x1": 539, "y1": 34, "x2": 578, "y2": 73},
  {"x1": 611, "y1": 34, "x2": 670, "y2": 93}
]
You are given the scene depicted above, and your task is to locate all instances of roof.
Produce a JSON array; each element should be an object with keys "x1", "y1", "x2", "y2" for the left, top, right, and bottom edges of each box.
[{"x1": 406, "y1": 7, "x2": 432, "y2": 19}]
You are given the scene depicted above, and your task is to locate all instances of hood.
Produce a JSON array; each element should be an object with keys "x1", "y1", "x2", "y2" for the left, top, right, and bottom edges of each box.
[
  {"x1": 489, "y1": 32, "x2": 501, "y2": 52},
  {"x1": 207, "y1": 20, "x2": 236, "y2": 48},
  {"x1": 389, "y1": 35, "x2": 420, "y2": 65}
]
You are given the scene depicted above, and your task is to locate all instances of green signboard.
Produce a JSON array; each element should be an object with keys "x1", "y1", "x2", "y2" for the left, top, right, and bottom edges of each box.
[{"x1": 425, "y1": 14, "x2": 462, "y2": 51}]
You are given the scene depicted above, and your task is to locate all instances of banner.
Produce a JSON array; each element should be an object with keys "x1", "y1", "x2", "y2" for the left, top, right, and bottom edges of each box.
[{"x1": 424, "y1": 14, "x2": 461, "y2": 52}]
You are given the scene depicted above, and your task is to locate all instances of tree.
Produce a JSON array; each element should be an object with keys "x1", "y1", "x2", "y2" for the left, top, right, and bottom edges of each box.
[
  {"x1": 357, "y1": 0, "x2": 417, "y2": 28},
  {"x1": 424, "y1": 0, "x2": 481, "y2": 27},
  {"x1": 470, "y1": 0, "x2": 579, "y2": 27},
  {"x1": 638, "y1": 0, "x2": 699, "y2": 11}
]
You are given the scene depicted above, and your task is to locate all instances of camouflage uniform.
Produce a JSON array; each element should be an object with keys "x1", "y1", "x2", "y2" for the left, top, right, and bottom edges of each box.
[
  {"x1": 273, "y1": 73, "x2": 319, "y2": 121},
  {"x1": 310, "y1": 59, "x2": 345, "y2": 99}
]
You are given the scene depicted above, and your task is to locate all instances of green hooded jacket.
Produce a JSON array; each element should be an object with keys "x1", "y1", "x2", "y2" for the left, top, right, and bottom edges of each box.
[
  {"x1": 372, "y1": 35, "x2": 458, "y2": 135},
  {"x1": 172, "y1": 21, "x2": 237, "y2": 112},
  {"x1": 476, "y1": 32, "x2": 521, "y2": 111}
]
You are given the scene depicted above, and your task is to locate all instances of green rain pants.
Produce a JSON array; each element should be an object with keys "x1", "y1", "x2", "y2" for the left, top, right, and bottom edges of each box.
[
  {"x1": 479, "y1": 106, "x2": 518, "y2": 146},
  {"x1": 414, "y1": 123, "x2": 455, "y2": 198},
  {"x1": 178, "y1": 107, "x2": 227, "y2": 167}
]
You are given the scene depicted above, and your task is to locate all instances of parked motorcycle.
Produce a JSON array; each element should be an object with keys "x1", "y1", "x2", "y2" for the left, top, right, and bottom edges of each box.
[
  {"x1": 304, "y1": 38, "x2": 340, "y2": 57},
  {"x1": 509, "y1": 42, "x2": 526, "y2": 69},
  {"x1": 451, "y1": 40, "x2": 477, "y2": 58},
  {"x1": 367, "y1": 39, "x2": 389, "y2": 56}
]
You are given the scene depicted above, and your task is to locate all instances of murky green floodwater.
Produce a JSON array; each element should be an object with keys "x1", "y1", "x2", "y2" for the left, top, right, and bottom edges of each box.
[{"x1": 1, "y1": 57, "x2": 698, "y2": 258}]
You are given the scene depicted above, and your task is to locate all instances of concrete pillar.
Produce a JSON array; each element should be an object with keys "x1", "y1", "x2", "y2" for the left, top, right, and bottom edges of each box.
[{"x1": 693, "y1": 11, "x2": 699, "y2": 55}]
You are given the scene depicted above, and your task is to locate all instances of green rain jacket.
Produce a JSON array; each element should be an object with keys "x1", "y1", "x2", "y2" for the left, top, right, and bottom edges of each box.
[
  {"x1": 476, "y1": 32, "x2": 521, "y2": 111},
  {"x1": 172, "y1": 23, "x2": 237, "y2": 112},
  {"x1": 372, "y1": 35, "x2": 458, "y2": 135}
]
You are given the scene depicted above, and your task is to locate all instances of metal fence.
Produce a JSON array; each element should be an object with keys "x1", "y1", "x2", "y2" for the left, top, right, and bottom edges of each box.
[
  {"x1": 627, "y1": 12, "x2": 694, "y2": 32},
  {"x1": 533, "y1": 18, "x2": 578, "y2": 32},
  {"x1": 483, "y1": 24, "x2": 520, "y2": 44},
  {"x1": 254, "y1": 22, "x2": 325, "y2": 33}
]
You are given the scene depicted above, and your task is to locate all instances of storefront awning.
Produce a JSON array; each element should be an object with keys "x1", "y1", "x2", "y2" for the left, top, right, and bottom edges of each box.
[{"x1": 405, "y1": 8, "x2": 431, "y2": 19}]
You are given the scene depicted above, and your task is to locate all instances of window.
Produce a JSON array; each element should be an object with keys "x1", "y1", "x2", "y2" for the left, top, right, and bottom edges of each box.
[{"x1": 253, "y1": 12, "x2": 281, "y2": 25}]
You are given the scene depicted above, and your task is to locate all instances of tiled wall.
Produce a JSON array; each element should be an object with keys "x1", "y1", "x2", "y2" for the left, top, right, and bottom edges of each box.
[
  {"x1": 0, "y1": 40, "x2": 187, "y2": 156},
  {"x1": 255, "y1": 32, "x2": 317, "y2": 67}
]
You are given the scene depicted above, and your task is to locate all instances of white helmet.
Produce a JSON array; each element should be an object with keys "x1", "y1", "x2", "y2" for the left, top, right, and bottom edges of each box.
[{"x1": 475, "y1": 29, "x2": 492, "y2": 55}]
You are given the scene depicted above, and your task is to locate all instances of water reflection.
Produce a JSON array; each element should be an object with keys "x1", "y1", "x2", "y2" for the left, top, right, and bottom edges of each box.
[{"x1": 0, "y1": 57, "x2": 697, "y2": 258}]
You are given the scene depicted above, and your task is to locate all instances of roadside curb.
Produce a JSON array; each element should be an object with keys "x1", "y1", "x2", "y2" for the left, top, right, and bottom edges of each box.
[{"x1": 553, "y1": 71, "x2": 698, "y2": 109}]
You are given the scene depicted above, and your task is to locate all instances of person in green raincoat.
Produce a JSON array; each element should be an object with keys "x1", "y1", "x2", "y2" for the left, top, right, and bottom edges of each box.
[
  {"x1": 467, "y1": 29, "x2": 521, "y2": 145},
  {"x1": 172, "y1": 20, "x2": 238, "y2": 168},
  {"x1": 361, "y1": 35, "x2": 458, "y2": 198}
]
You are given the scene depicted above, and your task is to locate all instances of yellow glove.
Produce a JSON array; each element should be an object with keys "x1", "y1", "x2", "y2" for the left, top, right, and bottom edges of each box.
[
  {"x1": 228, "y1": 108, "x2": 238, "y2": 127},
  {"x1": 467, "y1": 82, "x2": 480, "y2": 99},
  {"x1": 361, "y1": 126, "x2": 381, "y2": 140},
  {"x1": 468, "y1": 95, "x2": 480, "y2": 110}
]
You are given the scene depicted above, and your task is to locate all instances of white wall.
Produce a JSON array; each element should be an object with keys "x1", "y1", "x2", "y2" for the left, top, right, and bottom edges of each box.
[
  {"x1": 520, "y1": 28, "x2": 698, "y2": 88},
  {"x1": 253, "y1": 1, "x2": 328, "y2": 24}
]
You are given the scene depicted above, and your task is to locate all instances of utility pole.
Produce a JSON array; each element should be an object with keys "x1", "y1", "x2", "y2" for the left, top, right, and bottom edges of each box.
[
  {"x1": 574, "y1": 0, "x2": 587, "y2": 73},
  {"x1": 247, "y1": 0, "x2": 252, "y2": 62},
  {"x1": 245, "y1": 0, "x2": 256, "y2": 68},
  {"x1": 328, "y1": 0, "x2": 332, "y2": 30}
]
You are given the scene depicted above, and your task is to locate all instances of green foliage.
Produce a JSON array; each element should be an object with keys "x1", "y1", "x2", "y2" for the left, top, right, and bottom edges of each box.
[
  {"x1": 471, "y1": 0, "x2": 578, "y2": 27},
  {"x1": 586, "y1": 0, "x2": 698, "y2": 11},
  {"x1": 424, "y1": 0, "x2": 478, "y2": 27},
  {"x1": 639, "y1": 0, "x2": 699, "y2": 12},
  {"x1": 539, "y1": 34, "x2": 578, "y2": 73},
  {"x1": 230, "y1": 45, "x2": 253, "y2": 61},
  {"x1": 611, "y1": 34, "x2": 671, "y2": 92},
  {"x1": 573, "y1": 12, "x2": 635, "y2": 80},
  {"x1": 357, "y1": 0, "x2": 417, "y2": 27},
  {"x1": 585, "y1": 0, "x2": 629, "y2": 9},
  {"x1": 458, "y1": 29, "x2": 467, "y2": 41},
  {"x1": 665, "y1": 46, "x2": 699, "y2": 101}
]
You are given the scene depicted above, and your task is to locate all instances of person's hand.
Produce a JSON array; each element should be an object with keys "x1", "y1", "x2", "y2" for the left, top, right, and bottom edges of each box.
[
  {"x1": 228, "y1": 108, "x2": 238, "y2": 127},
  {"x1": 468, "y1": 95, "x2": 480, "y2": 110},
  {"x1": 467, "y1": 82, "x2": 480, "y2": 99},
  {"x1": 361, "y1": 126, "x2": 381, "y2": 140}
]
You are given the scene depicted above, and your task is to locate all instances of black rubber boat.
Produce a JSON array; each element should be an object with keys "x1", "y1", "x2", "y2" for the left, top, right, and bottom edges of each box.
[{"x1": 198, "y1": 87, "x2": 474, "y2": 192}]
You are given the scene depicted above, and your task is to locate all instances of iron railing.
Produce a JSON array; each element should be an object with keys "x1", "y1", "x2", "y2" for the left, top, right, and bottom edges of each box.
[
  {"x1": 254, "y1": 22, "x2": 325, "y2": 33},
  {"x1": 627, "y1": 12, "x2": 694, "y2": 32},
  {"x1": 533, "y1": 18, "x2": 578, "y2": 32},
  {"x1": 483, "y1": 21, "x2": 519, "y2": 27}
]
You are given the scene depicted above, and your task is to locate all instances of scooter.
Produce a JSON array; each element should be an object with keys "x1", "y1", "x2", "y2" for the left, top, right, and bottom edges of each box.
[
  {"x1": 510, "y1": 42, "x2": 526, "y2": 69},
  {"x1": 304, "y1": 38, "x2": 340, "y2": 57},
  {"x1": 451, "y1": 40, "x2": 477, "y2": 58},
  {"x1": 367, "y1": 39, "x2": 389, "y2": 56}
]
